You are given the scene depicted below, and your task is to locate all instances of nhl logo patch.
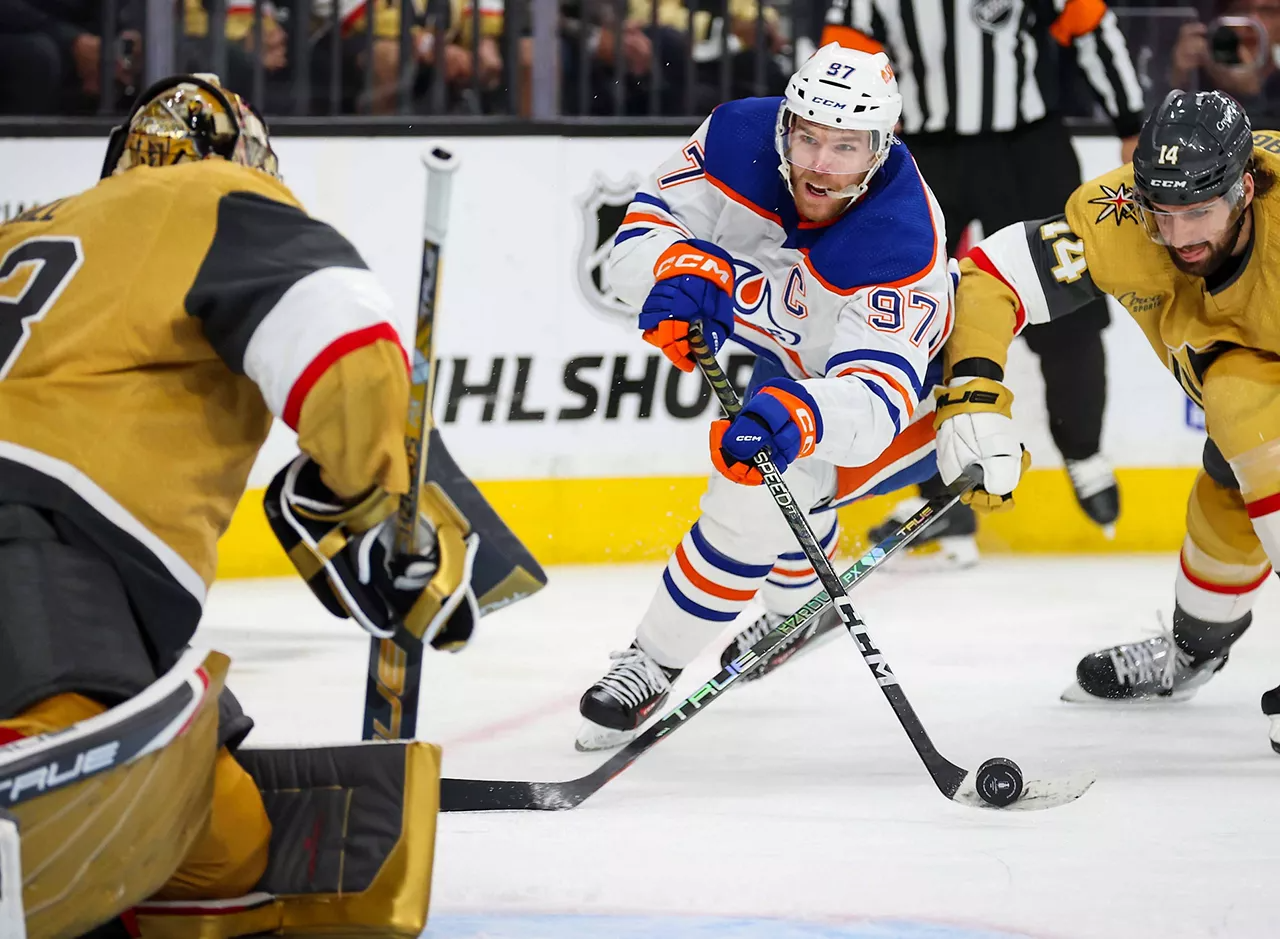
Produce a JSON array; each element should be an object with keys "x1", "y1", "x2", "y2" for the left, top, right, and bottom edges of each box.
[
  {"x1": 1088, "y1": 182, "x2": 1139, "y2": 226},
  {"x1": 575, "y1": 175, "x2": 641, "y2": 321},
  {"x1": 970, "y1": 0, "x2": 1016, "y2": 33}
]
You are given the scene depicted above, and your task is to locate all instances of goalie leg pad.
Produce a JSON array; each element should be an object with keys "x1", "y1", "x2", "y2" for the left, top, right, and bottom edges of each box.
[
  {"x1": 0, "y1": 504, "x2": 157, "y2": 719},
  {"x1": 134, "y1": 740, "x2": 441, "y2": 938},
  {"x1": 3, "y1": 650, "x2": 227, "y2": 938}
]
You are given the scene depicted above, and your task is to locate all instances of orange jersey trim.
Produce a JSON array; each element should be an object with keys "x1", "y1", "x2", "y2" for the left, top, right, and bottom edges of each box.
[
  {"x1": 834, "y1": 416, "x2": 936, "y2": 501},
  {"x1": 835, "y1": 365, "x2": 917, "y2": 420}
]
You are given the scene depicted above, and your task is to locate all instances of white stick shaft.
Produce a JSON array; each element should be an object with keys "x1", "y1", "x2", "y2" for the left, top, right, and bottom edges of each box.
[{"x1": 0, "y1": 811, "x2": 25, "y2": 938}]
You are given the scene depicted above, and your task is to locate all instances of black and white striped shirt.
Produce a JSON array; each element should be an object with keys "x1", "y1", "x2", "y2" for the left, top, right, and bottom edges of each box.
[{"x1": 823, "y1": 0, "x2": 1144, "y2": 136}]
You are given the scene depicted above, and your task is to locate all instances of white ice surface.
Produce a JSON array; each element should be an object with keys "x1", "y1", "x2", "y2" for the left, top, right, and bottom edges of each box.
[{"x1": 197, "y1": 557, "x2": 1280, "y2": 939}]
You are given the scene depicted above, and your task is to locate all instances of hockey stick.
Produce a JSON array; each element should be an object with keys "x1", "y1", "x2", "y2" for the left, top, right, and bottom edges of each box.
[
  {"x1": 688, "y1": 321, "x2": 1093, "y2": 811},
  {"x1": 363, "y1": 145, "x2": 460, "y2": 742},
  {"x1": 439, "y1": 466, "x2": 965, "y2": 811}
]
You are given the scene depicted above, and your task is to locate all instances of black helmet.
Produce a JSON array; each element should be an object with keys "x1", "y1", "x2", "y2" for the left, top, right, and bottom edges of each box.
[{"x1": 1133, "y1": 90, "x2": 1252, "y2": 207}]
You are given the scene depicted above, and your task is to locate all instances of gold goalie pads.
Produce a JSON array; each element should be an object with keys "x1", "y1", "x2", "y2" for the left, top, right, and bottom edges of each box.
[
  {"x1": 0, "y1": 649, "x2": 227, "y2": 939},
  {"x1": 134, "y1": 740, "x2": 442, "y2": 939}
]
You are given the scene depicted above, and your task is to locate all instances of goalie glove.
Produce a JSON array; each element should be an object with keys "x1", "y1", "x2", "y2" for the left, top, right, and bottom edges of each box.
[
  {"x1": 933, "y1": 375, "x2": 1030, "y2": 513},
  {"x1": 265, "y1": 454, "x2": 481, "y2": 651}
]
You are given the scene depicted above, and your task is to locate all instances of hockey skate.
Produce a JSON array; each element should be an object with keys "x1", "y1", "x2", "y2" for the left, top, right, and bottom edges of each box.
[
  {"x1": 719, "y1": 606, "x2": 842, "y2": 682},
  {"x1": 1066, "y1": 454, "x2": 1120, "y2": 536},
  {"x1": 576, "y1": 643, "x2": 681, "y2": 752},
  {"x1": 867, "y1": 496, "x2": 978, "y2": 571},
  {"x1": 1061, "y1": 631, "x2": 1227, "y2": 703},
  {"x1": 1261, "y1": 684, "x2": 1280, "y2": 755}
]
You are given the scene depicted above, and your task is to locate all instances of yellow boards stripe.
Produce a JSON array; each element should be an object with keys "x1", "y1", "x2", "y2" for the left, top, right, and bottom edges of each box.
[{"x1": 215, "y1": 467, "x2": 1199, "y2": 579}]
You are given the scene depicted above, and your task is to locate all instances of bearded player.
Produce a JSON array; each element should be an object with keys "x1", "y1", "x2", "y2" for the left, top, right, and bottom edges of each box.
[
  {"x1": 574, "y1": 44, "x2": 1029, "y2": 750},
  {"x1": 0, "y1": 74, "x2": 539, "y2": 936},
  {"x1": 935, "y1": 88, "x2": 1280, "y2": 751}
]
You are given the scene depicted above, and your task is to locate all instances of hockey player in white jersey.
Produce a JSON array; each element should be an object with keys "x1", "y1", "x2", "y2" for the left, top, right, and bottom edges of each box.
[{"x1": 576, "y1": 43, "x2": 1027, "y2": 750}]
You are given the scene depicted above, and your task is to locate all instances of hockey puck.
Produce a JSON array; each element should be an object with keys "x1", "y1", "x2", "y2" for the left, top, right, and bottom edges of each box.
[{"x1": 975, "y1": 757, "x2": 1024, "y2": 807}]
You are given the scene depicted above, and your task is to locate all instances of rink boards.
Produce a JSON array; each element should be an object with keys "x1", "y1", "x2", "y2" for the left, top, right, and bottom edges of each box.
[{"x1": 0, "y1": 134, "x2": 1205, "y2": 574}]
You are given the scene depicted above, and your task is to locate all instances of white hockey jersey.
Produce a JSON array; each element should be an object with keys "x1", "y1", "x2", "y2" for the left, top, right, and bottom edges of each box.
[{"x1": 610, "y1": 96, "x2": 953, "y2": 469}]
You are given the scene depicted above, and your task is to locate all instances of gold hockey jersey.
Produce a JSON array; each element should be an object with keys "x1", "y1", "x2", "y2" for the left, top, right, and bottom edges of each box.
[
  {"x1": 0, "y1": 158, "x2": 410, "y2": 660},
  {"x1": 949, "y1": 132, "x2": 1280, "y2": 489}
]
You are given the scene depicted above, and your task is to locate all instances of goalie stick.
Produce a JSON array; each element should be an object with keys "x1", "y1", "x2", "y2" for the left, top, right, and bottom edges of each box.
[
  {"x1": 362, "y1": 145, "x2": 460, "y2": 742},
  {"x1": 0, "y1": 808, "x2": 22, "y2": 938},
  {"x1": 439, "y1": 466, "x2": 967, "y2": 812},
  {"x1": 687, "y1": 321, "x2": 1094, "y2": 811}
]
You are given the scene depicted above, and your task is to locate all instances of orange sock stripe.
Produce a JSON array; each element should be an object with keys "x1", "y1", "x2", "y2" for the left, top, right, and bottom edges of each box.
[{"x1": 675, "y1": 543, "x2": 759, "y2": 601}]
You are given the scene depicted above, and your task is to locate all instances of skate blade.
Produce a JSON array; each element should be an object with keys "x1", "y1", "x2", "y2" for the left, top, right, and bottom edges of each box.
[
  {"x1": 951, "y1": 771, "x2": 1096, "y2": 812},
  {"x1": 574, "y1": 720, "x2": 638, "y2": 752},
  {"x1": 1059, "y1": 680, "x2": 1196, "y2": 705},
  {"x1": 882, "y1": 536, "x2": 979, "y2": 574},
  {"x1": 1269, "y1": 715, "x2": 1280, "y2": 755},
  {"x1": 1101, "y1": 523, "x2": 1117, "y2": 540}
]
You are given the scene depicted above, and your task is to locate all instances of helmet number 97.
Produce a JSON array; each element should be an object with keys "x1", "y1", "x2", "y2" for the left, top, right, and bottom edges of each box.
[
  {"x1": 1039, "y1": 221, "x2": 1087, "y2": 285},
  {"x1": 826, "y1": 63, "x2": 857, "y2": 80}
]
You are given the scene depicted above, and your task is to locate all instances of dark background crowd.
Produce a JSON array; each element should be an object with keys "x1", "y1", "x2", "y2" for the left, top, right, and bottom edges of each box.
[{"x1": 3, "y1": 0, "x2": 1280, "y2": 127}]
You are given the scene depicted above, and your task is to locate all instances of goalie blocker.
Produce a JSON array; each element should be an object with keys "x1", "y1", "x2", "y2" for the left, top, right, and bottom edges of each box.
[{"x1": 1, "y1": 651, "x2": 441, "y2": 938}]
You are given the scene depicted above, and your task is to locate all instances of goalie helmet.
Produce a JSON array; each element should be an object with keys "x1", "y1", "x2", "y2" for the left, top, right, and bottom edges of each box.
[
  {"x1": 775, "y1": 43, "x2": 903, "y2": 204},
  {"x1": 101, "y1": 73, "x2": 279, "y2": 180}
]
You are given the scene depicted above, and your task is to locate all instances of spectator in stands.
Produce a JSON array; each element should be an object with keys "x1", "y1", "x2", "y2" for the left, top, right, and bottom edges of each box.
[
  {"x1": 1170, "y1": 0, "x2": 1280, "y2": 127},
  {"x1": 181, "y1": 0, "x2": 491, "y2": 115},
  {"x1": 0, "y1": 0, "x2": 141, "y2": 115},
  {"x1": 560, "y1": 1, "x2": 689, "y2": 116}
]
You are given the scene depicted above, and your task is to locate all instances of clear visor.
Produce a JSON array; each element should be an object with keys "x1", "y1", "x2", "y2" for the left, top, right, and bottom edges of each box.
[
  {"x1": 781, "y1": 121, "x2": 885, "y2": 178},
  {"x1": 1138, "y1": 178, "x2": 1246, "y2": 247}
]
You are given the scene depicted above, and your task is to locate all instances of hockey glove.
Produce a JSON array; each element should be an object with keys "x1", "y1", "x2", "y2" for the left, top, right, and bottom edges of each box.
[
  {"x1": 265, "y1": 454, "x2": 481, "y2": 650},
  {"x1": 640, "y1": 239, "x2": 736, "y2": 372},
  {"x1": 711, "y1": 379, "x2": 822, "y2": 485},
  {"x1": 933, "y1": 376, "x2": 1030, "y2": 512}
]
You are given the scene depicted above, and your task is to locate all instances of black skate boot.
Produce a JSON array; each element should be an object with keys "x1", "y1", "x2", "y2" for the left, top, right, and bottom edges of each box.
[
  {"x1": 1065, "y1": 454, "x2": 1120, "y2": 535},
  {"x1": 867, "y1": 484, "x2": 978, "y2": 572},
  {"x1": 719, "y1": 606, "x2": 842, "y2": 682},
  {"x1": 576, "y1": 643, "x2": 681, "y2": 752},
  {"x1": 1260, "y1": 684, "x2": 1280, "y2": 755},
  {"x1": 1063, "y1": 608, "x2": 1250, "y2": 703}
]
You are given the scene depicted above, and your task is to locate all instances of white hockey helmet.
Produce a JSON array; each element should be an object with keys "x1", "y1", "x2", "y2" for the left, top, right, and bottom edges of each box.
[{"x1": 776, "y1": 43, "x2": 903, "y2": 204}]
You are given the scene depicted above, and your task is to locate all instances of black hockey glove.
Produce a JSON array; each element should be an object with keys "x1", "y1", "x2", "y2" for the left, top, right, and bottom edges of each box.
[{"x1": 265, "y1": 454, "x2": 480, "y2": 651}]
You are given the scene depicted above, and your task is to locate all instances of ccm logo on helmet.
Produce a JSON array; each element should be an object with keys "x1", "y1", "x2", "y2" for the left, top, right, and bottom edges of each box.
[
  {"x1": 1148, "y1": 179, "x2": 1189, "y2": 189},
  {"x1": 811, "y1": 97, "x2": 846, "y2": 109}
]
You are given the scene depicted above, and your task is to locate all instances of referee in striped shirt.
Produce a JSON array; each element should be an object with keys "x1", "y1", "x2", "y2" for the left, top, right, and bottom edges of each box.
[{"x1": 825, "y1": 0, "x2": 1144, "y2": 563}]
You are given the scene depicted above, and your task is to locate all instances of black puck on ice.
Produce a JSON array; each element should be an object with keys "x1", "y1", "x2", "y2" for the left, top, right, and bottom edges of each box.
[{"x1": 975, "y1": 757, "x2": 1024, "y2": 807}]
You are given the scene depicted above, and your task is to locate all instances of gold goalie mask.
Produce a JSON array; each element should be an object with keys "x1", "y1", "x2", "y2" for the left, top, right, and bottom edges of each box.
[{"x1": 101, "y1": 72, "x2": 279, "y2": 180}]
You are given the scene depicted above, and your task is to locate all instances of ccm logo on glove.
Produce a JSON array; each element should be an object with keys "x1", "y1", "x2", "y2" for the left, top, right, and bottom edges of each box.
[
  {"x1": 710, "y1": 379, "x2": 822, "y2": 485},
  {"x1": 654, "y1": 248, "x2": 734, "y2": 287}
]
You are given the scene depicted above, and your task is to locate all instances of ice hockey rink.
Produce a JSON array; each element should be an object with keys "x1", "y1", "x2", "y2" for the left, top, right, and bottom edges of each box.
[{"x1": 197, "y1": 555, "x2": 1280, "y2": 939}]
